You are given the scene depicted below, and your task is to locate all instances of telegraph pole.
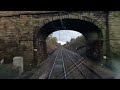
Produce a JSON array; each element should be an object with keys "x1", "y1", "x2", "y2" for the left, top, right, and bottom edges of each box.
[
  {"x1": 105, "y1": 11, "x2": 112, "y2": 68},
  {"x1": 59, "y1": 31, "x2": 60, "y2": 41}
]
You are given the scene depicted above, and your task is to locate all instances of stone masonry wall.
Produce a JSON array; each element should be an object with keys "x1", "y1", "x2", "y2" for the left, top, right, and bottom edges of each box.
[{"x1": 109, "y1": 12, "x2": 120, "y2": 57}]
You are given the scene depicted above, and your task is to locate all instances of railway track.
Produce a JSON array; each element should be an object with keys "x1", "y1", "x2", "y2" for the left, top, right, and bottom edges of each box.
[
  {"x1": 47, "y1": 47, "x2": 67, "y2": 79},
  {"x1": 63, "y1": 48, "x2": 103, "y2": 79},
  {"x1": 59, "y1": 48, "x2": 87, "y2": 79},
  {"x1": 61, "y1": 47, "x2": 67, "y2": 79},
  {"x1": 47, "y1": 48, "x2": 60, "y2": 79},
  {"x1": 57, "y1": 59, "x2": 85, "y2": 79},
  {"x1": 47, "y1": 47, "x2": 103, "y2": 79}
]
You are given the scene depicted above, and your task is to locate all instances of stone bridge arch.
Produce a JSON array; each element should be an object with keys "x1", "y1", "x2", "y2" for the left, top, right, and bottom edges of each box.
[
  {"x1": 33, "y1": 16, "x2": 106, "y2": 66},
  {"x1": 0, "y1": 11, "x2": 112, "y2": 69}
]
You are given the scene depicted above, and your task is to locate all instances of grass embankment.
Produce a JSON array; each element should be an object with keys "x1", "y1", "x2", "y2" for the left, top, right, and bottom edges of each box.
[
  {"x1": 110, "y1": 57, "x2": 120, "y2": 79},
  {"x1": 0, "y1": 64, "x2": 18, "y2": 79}
]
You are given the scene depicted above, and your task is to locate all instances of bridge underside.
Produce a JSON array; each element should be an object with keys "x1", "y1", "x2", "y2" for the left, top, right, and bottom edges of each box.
[{"x1": 33, "y1": 19, "x2": 103, "y2": 66}]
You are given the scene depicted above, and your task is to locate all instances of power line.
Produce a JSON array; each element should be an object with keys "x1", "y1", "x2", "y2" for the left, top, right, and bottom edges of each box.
[{"x1": 59, "y1": 30, "x2": 60, "y2": 41}]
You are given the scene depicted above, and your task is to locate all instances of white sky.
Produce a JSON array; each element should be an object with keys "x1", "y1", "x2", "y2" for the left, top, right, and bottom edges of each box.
[{"x1": 51, "y1": 30, "x2": 82, "y2": 45}]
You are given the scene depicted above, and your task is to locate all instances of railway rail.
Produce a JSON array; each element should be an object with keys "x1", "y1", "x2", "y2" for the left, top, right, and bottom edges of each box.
[
  {"x1": 63, "y1": 48, "x2": 103, "y2": 79},
  {"x1": 47, "y1": 47, "x2": 67, "y2": 79},
  {"x1": 46, "y1": 47, "x2": 103, "y2": 79}
]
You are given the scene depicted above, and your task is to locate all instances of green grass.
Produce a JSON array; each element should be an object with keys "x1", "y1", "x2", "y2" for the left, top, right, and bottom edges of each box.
[
  {"x1": 111, "y1": 57, "x2": 120, "y2": 72},
  {"x1": 0, "y1": 64, "x2": 18, "y2": 79}
]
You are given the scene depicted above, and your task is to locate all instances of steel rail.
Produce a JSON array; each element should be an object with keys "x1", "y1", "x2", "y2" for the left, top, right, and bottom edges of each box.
[
  {"x1": 57, "y1": 48, "x2": 84, "y2": 79},
  {"x1": 61, "y1": 47, "x2": 67, "y2": 79},
  {"x1": 66, "y1": 48, "x2": 103, "y2": 79},
  {"x1": 47, "y1": 49, "x2": 60, "y2": 79},
  {"x1": 62, "y1": 48, "x2": 87, "y2": 79},
  {"x1": 60, "y1": 60, "x2": 85, "y2": 79}
]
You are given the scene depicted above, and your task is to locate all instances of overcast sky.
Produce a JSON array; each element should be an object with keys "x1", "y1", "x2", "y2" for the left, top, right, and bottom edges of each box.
[{"x1": 51, "y1": 30, "x2": 82, "y2": 45}]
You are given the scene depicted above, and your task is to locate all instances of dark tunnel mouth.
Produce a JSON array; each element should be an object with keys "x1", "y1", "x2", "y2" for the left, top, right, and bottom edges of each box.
[
  {"x1": 34, "y1": 18, "x2": 103, "y2": 61},
  {"x1": 37, "y1": 18, "x2": 103, "y2": 40}
]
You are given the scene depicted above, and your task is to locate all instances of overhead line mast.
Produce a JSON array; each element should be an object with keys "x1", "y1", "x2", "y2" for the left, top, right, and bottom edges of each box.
[{"x1": 59, "y1": 30, "x2": 60, "y2": 41}]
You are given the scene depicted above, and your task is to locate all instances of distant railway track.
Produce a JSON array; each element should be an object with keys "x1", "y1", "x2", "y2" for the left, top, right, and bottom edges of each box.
[
  {"x1": 31, "y1": 47, "x2": 113, "y2": 79},
  {"x1": 47, "y1": 47, "x2": 67, "y2": 79},
  {"x1": 47, "y1": 49, "x2": 60, "y2": 79},
  {"x1": 64, "y1": 48, "x2": 103, "y2": 79},
  {"x1": 47, "y1": 47, "x2": 103, "y2": 79},
  {"x1": 61, "y1": 48, "x2": 87, "y2": 79},
  {"x1": 57, "y1": 58, "x2": 85, "y2": 79},
  {"x1": 61, "y1": 47, "x2": 67, "y2": 79},
  {"x1": 47, "y1": 47, "x2": 86, "y2": 79}
]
